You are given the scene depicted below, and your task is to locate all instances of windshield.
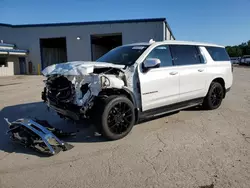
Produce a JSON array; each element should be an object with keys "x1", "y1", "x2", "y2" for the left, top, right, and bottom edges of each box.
[{"x1": 96, "y1": 45, "x2": 149, "y2": 66}]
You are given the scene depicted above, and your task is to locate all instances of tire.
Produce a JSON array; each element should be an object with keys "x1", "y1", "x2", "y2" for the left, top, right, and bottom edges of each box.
[
  {"x1": 202, "y1": 82, "x2": 224, "y2": 110},
  {"x1": 96, "y1": 95, "x2": 135, "y2": 140}
]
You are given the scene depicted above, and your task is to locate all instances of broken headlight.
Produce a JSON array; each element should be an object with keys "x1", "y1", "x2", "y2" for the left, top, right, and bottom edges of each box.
[
  {"x1": 47, "y1": 76, "x2": 74, "y2": 103},
  {"x1": 100, "y1": 75, "x2": 110, "y2": 87}
]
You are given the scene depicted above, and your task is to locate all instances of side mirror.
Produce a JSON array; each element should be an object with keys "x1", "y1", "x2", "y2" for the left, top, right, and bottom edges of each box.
[{"x1": 142, "y1": 58, "x2": 161, "y2": 72}]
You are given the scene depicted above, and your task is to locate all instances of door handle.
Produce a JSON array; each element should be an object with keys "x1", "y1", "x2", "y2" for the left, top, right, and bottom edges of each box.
[
  {"x1": 198, "y1": 69, "x2": 204, "y2": 72},
  {"x1": 169, "y1": 71, "x2": 178, "y2": 75}
]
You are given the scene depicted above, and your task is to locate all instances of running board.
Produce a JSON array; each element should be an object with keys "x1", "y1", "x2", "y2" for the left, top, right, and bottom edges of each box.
[{"x1": 139, "y1": 97, "x2": 204, "y2": 119}]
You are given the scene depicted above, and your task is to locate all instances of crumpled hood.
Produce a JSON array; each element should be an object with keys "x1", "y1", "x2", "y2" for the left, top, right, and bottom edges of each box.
[{"x1": 42, "y1": 61, "x2": 125, "y2": 76}]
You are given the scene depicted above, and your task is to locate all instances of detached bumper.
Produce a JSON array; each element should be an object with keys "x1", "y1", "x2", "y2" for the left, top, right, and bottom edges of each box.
[{"x1": 5, "y1": 118, "x2": 75, "y2": 156}]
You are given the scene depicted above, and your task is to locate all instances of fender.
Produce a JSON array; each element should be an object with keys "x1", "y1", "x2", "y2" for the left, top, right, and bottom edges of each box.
[
  {"x1": 122, "y1": 87, "x2": 138, "y2": 108},
  {"x1": 122, "y1": 87, "x2": 140, "y2": 123}
]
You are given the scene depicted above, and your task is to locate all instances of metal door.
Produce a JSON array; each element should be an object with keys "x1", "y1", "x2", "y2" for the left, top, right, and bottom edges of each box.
[{"x1": 19, "y1": 57, "x2": 26, "y2": 74}]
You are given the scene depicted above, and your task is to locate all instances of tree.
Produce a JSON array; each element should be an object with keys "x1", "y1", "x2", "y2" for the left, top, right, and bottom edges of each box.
[
  {"x1": 226, "y1": 46, "x2": 242, "y2": 57},
  {"x1": 246, "y1": 40, "x2": 250, "y2": 55},
  {"x1": 226, "y1": 40, "x2": 250, "y2": 57}
]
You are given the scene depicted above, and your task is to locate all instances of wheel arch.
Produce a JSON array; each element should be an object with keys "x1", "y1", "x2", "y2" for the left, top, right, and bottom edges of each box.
[
  {"x1": 98, "y1": 87, "x2": 139, "y2": 121},
  {"x1": 210, "y1": 77, "x2": 226, "y2": 98}
]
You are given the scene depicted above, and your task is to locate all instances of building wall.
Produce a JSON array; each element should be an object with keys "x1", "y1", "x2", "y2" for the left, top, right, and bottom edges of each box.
[
  {"x1": 167, "y1": 28, "x2": 171, "y2": 40},
  {"x1": 9, "y1": 56, "x2": 20, "y2": 75},
  {"x1": 91, "y1": 44, "x2": 109, "y2": 60},
  {"x1": 0, "y1": 62, "x2": 13, "y2": 76},
  {"x1": 0, "y1": 25, "x2": 14, "y2": 43},
  {"x1": 1, "y1": 21, "x2": 165, "y2": 74},
  {"x1": 165, "y1": 27, "x2": 175, "y2": 41},
  {"x1": 0, "y1": 57, "x2": 17, "y2": 76}
]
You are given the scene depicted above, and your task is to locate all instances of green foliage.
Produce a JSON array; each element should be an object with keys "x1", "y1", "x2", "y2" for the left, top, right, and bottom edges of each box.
[{"x1": 226, "y1": 40, "x2": 250, "y2": 57}]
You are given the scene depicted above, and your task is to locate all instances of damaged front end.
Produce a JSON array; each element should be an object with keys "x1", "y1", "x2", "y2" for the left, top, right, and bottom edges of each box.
[{"x1": 41, "y1": 61, "x2": 128, "y2": 121}]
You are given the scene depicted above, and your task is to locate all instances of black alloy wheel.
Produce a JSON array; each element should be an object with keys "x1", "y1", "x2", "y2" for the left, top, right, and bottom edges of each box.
[
  {"x1": 107, "y1": 102, "x2": 133, "y2": 134},
  {"x1": 97, "y1": 96, "x2": 135, "y2": 140},
  {"x1": 210, "y1": 85, "x2": 223, "y2": 107},
  {"x1": 203, "y1": 82, "x2": 224, "y2": 110}
]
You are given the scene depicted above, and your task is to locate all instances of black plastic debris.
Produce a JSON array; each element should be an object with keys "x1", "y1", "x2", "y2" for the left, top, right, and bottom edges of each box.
[{"x1": 4, "y1": 118, "x2": 75, "y2": 156}]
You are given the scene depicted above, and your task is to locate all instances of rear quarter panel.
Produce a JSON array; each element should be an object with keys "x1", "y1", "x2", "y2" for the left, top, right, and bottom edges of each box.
[{"x1": 200, "y1": 46, "x2": 233, "y2": 95}]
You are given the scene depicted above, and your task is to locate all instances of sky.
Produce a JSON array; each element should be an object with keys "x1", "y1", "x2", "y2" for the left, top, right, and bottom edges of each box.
[{"x1": 0, "y1": 0, "x2": 249, "y2": 46}]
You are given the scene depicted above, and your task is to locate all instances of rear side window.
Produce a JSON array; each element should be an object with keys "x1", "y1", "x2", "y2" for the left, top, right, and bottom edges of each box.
[
  {"x1": 205, "y1": 46, "x2": 230, "y2": 61},
  {"x1": 170, "y1": 45, "x2": 203, "y2": 66}
]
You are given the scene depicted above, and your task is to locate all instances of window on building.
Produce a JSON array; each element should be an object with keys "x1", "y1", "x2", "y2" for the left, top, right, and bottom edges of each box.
[
  {"x1": 205, "y1": 46, "x2": 230, "y2": 61},
  {"x1": 146, "y1": 45, "x2": 173, "y2": 67},
  {"x1": 0, "y1": 57, "x2": 8, "y2": 67},
  {"x1": 170, "y1": 45, "x2": 203, "y2": 66}
]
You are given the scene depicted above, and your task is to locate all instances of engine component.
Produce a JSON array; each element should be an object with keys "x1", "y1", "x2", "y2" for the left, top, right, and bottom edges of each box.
[{"x1": 47, "y1": 76, "x2": 75, "y2": 103}]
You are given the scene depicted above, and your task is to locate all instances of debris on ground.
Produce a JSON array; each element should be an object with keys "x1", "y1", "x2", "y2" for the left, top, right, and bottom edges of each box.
[{"x1": 4, "y1": 118, "x2": 76, "y2": 156}]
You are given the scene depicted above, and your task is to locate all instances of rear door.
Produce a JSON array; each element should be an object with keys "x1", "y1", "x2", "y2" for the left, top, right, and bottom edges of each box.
[
  {"x1": 170, "y1": 45, "x2": 207, "y2": 102},
  {"x1": 138, "y1": 45, "x2": 180, "y2": 111}
]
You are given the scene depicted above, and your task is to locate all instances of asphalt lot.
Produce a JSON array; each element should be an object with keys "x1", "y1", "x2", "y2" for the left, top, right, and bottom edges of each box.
[{"x1": 0, "y1": 66, "x2": 249, "y2": 188}]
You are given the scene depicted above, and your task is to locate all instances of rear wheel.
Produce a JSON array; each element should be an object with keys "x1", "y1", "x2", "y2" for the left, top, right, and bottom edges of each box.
[
  {"x1": 97, "y1": 96, "x2": 135, "y2": 140},
  {"x1": 202, "y1": 82, "x2": 224, "y2": 110}
]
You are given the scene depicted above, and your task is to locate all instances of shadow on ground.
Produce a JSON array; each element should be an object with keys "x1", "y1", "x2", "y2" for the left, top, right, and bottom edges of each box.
[
  {"x1": 0, "y1": 101, "x2": 202, "y2": 156},
  {"x1": 0, "y1": 101, "x2": 107, "y2": 157},
  {"x1": 183, "y1": 105, "x2": 206, "y2": 111},
  {"x1": 233, "y1": 64, "x2": 250, "y2": 68}
]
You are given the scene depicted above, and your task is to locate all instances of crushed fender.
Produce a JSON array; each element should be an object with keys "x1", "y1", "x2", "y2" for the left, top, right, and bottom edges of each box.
[{"x1": 4, "y1": 118, "x2": 75, "y2": 156}]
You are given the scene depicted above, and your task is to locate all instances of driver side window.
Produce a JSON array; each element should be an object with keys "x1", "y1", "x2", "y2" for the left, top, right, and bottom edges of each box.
[{"x1": 146, "y1": 45, "x2": 173, "y2": 67}]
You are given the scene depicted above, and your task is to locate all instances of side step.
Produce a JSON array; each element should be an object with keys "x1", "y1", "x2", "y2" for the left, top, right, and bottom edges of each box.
[{"x1": 139, "y1": 97, "x2": 204, "y2": 119}]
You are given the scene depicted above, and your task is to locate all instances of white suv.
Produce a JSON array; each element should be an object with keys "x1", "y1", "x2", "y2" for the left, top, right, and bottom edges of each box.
[{"x1": 41, "y1": 40, "x2": 233, "y2": 140}]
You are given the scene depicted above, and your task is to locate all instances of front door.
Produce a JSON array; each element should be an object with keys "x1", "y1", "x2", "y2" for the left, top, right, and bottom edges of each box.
[
  {"x1": 138, "y1": 45, "x2": 180, "y2": 111},
  {"x1": 19, "y1": 57, "x2": 26, "y2": 74}
]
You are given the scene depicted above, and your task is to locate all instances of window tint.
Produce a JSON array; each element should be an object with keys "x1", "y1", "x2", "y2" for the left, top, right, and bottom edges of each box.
[
  {"x1": 170, "y1": 45, "x2": 202, "y2": 66},
  {"x1": 205, "y1": 46, "x2": 230, "y2": 61},
  {"x1": 146, "y1": 45, "x2": 173, "y2": 67}
]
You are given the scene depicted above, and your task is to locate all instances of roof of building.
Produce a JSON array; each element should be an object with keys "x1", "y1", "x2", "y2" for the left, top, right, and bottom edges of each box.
[
  {"x1": 0, "y1": 42, "x2": 28, "y2": 55},
  {"x1": 0, "y1": 17, "x2": 175, "y2": 40},
  {"x1": 0, "y1": 18, "x2": 166, "y2": 28},
  {"x1": 0, "y1": 43, "x2": 15, "y2": 47},
  {"x1": 0, "y1": 49, "x2": 28, "y2": 53},
  {"x1": 0, "y1": 48, "x2": 28, "y2": 56}
]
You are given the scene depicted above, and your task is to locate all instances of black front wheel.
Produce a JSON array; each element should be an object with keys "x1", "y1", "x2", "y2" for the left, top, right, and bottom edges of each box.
[
  {"x1": 203, "y1": 82, "x2": 224, "y2": 110},
  {"x1": 98, "y1": 96, "x2": 135, "y2": 140}
]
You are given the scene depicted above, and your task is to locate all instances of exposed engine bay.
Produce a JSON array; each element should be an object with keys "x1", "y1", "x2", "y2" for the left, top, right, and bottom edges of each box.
[{"x1": 41, "y1": 61, "x2": 137, "y2": 121}]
